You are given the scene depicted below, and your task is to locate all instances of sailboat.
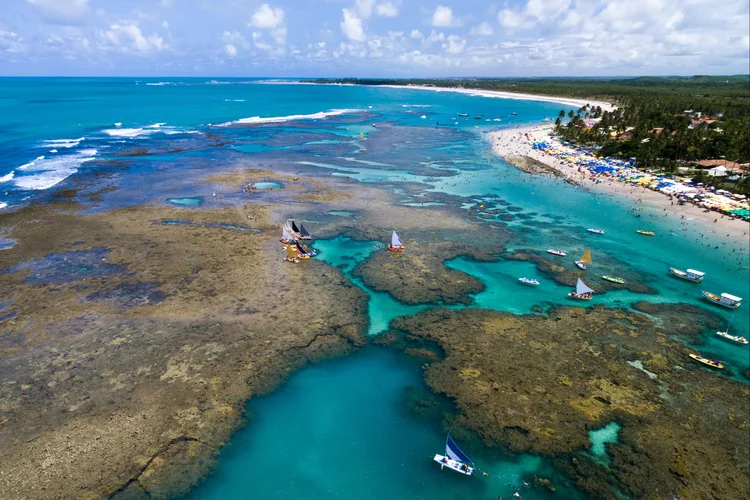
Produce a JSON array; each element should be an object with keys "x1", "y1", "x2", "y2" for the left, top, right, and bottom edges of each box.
[
  {"x1": 576, "y1": 248, "x2": 592, "y2": 270},
  {"x1": 284, "y1": 244, "x2": 299, "y2": 264},
  {"x1": 291, "y1": 220, "x2": 301, "y2": 234},
  {"x1": 387, "y1": 231, "x2": 404, "y2": 253},
  {"x1": 716, "y1": 312, "x2": 748, "y2": 345},
  {"x1": 568, "y1": 278, "x2": 594, "y2": 300},
  {"x1": 299, "y1": 223, "x2": 312, "y2": 240},
  {"x1": 295, "y1": 241, "x2": 311, "y2": 260},
  {"x1": 433, "y1": 434, "x2": 475, "y2": 476},
  {"x1": 280, "y1": 227, "x2": 294, "y2": 244}
]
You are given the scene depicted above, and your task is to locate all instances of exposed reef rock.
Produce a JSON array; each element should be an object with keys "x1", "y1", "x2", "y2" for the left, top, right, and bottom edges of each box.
[
  {"x1": 504, "y1": 155, "x2": 567, "y2": 178},
  {"x1": 391, "y1": 306, "x2": 750, "y2": 499},
  {"x1": 0, "y1": 199, "x2": 367, "y2": 499}
]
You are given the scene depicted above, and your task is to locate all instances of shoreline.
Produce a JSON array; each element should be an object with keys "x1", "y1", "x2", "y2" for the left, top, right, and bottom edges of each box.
[{"x1": 488, "y1": 125, "x2": 750, "y2": 246}]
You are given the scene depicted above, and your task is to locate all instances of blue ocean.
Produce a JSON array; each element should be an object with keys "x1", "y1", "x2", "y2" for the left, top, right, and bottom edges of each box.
[{"x1": 1, "y1": 78, "x2": 748, "y2": 499}]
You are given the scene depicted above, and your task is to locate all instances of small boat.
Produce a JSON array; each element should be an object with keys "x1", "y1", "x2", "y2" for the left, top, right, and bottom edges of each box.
[
  {"x1": 547, "y1": 249, "x2": 566, "y2": 257},
  {"x1": 387, "y1": 231, "x2": 404, "y2": 253},
  {"x1": 295, "y1": 241, "x2": 311, "y2": 260},
  {"x1": 458, "y1": 113, "x2": 469, "y2": 117},
  {"x1": 568, "y1": 278, "x2": 594, "y2": 300},
  {"x1": 518, "y1": 277, "x2": 540, "y2": 287},
  {"x1": 542, "y1": 117, "x2": 550, "y2": 122},
  {"x1": 587, "y1": 228, "x2": 604, "y2": 234},
  {"x1": 689, "y1": 353, "x2": 724, "y2": 369},
  {"x1": 299, "y1": 241, "x2": 317, "y2": 257},
  {"x1": 715, "y1": 313, "x2": 748, "y2": 344},
  {"x1": 511, "y1": 112, "x2": 517, "y2": 115},
  {"x1": 636, "y1": 230, "x2": 655, "y2": 236},
  {"x1": 474, "y1": 115, "x2": 483, "y2": 120},
  {"x1": 299, "y1": 223, "x2": 312, "y2": 240},
  {"x1": 669, "y1": 267, "x2": 704, "y2": 282},
  {"x1": 702, "y1": 291, "x2": 742, "y2": 309},
  {"x1": 291, "y1": 220, "x2": 301, "y2": 234},
  {"x1": 575, "y1": 248, "x2": 592, "y2": 270},
  {"x1": 284, "y1": 244, "x2": 299, "y2": 264},
  {"x1": 280, "y1": 227, "x2": 294, "y2": 244},
  {"x1": 433, "y1": 434, "x2": 475, "y2": 476},
  {"x1": 602, "y1": 276, "x2": 626, "y2": 284}
]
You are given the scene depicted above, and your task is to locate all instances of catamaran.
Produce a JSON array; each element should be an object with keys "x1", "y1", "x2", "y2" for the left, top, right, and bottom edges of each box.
[
  {"x1": 669, "y1": 267, "x2": 705, "y2": 282},
  {"x1": 298, "y1": 223, "x2": 312, "y2": 240},
  {"x1": 636, "y1": 230, "x2": 655, "y2": 236},
  {"x1": 547, "y1": 249, "x2": 566, "y2": 257},
  {"x1": 587, "y1": 228, "x2": 604, "y2": 234},
  {"x1": 576, "y1": 248, "x2": 592, "y2": 270},
  {"x1": 388, "y1": 231, "x2": 404, "y2": 253},
  {"x1": 715, "y1": 312, "x2": 748, "y2": 345},
  {"x1": 689, "y1": 354, "x2": 724, "y2": 369},
  {"x1": 433, "y1": 434, "x2": 475, "y2": 476},
  {"x1": 701, "y1": 291, "x2": 742, "y2": 309},
  {"x1": 518, "y1": 277, "x2": 540, "y2": 287},
  {"x1": 602, "y1": 276, "x2": 626, "y2": 284},
  {"x1": 568, "y1": 278, "x2": 594, "y2": 300}
]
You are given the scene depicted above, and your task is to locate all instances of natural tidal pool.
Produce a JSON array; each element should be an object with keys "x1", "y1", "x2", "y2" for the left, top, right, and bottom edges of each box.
[
  {"x1": 185, "y1": 347, "x2": 576, "y2": 500},
  {"x1": 252, "y1": 181, "x2": 283, "y2": 190},
  {"x1": 167, "y1": 197, "x2": 203, "y2": 207}
]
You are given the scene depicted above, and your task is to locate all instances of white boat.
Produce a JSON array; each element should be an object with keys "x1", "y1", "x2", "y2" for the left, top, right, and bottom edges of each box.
[
  {"x1": 542, "y1": 117, "x2": 550, "y2": 122},
  {"x1": 715, "y1": 312, "x2": 748, "y2": 344},
  {"x1": 547, "y1": 249, "x2": 566, "y2": 257},
  {"x1": 575, "y1": 248, "x2": 592, "y2": 270},
  {"x1": 702, "y1": 291, "x2": 742, "y2": 309},
  {"x1": 669, "y1": 267, "x2": 704, "y2": 282},
  {"x1": 568, "y1": 278, "x2": 594, "y2": 300},
  {"x1": 587, "y1": 228, "x2": 604, "y2": 234},
  {"x1": 518, "y1": 277, "x2": 539, "y2": 287},
  {"x1": 280, "y1": 226, "x2": 294, "y2": 244},
  {"x1": 434, "y1": 434, "x2": 475, "y2": 476}
]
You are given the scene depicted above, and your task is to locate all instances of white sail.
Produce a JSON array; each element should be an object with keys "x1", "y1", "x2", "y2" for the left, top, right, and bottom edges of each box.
[
  {"x1": 576, "y1": 278, "x2": 594, "y2": 295},
  {"x1": 282, "y1": 227, "x2": 292, "y2": 240},
  {"x1": 391, "y1": 231, "x2": 402, "y2": 247}
]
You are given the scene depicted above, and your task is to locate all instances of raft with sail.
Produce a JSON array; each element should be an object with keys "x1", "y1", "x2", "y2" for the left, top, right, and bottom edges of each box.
[
  {"x1": 284, "y1": 244, "x2": 299, "y2": 264},
  {"x1": 298, "y1": 223, "x2": 312, "y2": 240},
  {"x1": 388, "y1": 231, "x2": 404, "y2": 253},
  {"x1": 576, "y1": 248, "x2": 592, "y2": 270},
  {"x1": 568, "y1": 278, "x2": 594, "y2": 300},
  {"x1": 433, "y1": 435, "x2": 475, "y2": 476}
]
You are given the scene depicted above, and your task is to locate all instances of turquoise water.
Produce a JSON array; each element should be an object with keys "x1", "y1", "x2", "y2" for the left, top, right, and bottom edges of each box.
[
  {"x1": 588, "y1": 422, "x2": 621, "y2": 458},
  {"x1": 187, "y1": 347, "x2": 572, "y2": 500},
  {"x1": 3, "y1": 79, "x2": 749, "y2": 497},
  {"x1": 252, "y1": 181, "x2": 283, "y2": 190}
]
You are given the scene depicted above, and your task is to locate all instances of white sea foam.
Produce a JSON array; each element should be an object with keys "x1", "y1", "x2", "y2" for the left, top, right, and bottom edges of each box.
[
  {"x1": 13, "y1": 149, "x2": 97, "y2": 191},
  {"x1": 0, "y1": 171, "x2": 14, "y2": 183},
  {"x1": 18, "y1": 156, "x2": 45, "y2": 170},
  {"x1": 401, "y1": 104, "x2": 431, "y2": 108},
  {"x1": 224, "y1": 99, "x2": 246, "y2": 102},
  {"x1": 41, "y1": 137, "x2": 84, "y2": 148},
  {"x1": 146, "y1": 82, "x2": 173, "y2": 86},
  {"x1": 114, "y1": 122, "x2": 122, "y2": 127},
  {"x1": 102, "y1": 123, "x2": 195, "y2": 138},
  {"x1": 0, "y1": 202, "x2": 7, "y2": 210},
  {"x1": 218, "y1": 108, "x2": 360, "y2": 127},
  {"x1": 49, "y1": 149, "x2": 58, "y2": 153}
]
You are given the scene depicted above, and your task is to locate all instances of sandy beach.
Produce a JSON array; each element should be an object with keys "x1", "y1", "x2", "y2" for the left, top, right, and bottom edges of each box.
[{"x1": 488, "y1": 125, "x2": 750, "y2": 252}]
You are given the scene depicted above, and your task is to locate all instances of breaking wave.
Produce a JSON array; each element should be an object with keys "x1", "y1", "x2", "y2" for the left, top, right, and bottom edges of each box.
[{"x1": 217, "y1": 109, "x2": 361, "y2": 127}]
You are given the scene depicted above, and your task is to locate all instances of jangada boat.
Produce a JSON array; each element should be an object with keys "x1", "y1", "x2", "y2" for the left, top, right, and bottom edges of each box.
[
  {"x1": 283, "y1": 244, "x2": 299, "y2": 264},
  {"x1": 547, "y1": 249, "x2": 566, "y2": 257},
  {"x1": 636, "y1": 230, "x2": 655, "y2": 236},
  {"x1": 701, "y1": 291, "x2": 742, "y2": 309},
  {"x1": 518, "y1": 277, "x2": 540, "y2": 287},
  {"x1": 602, "y1": 275, "x2": 626, "y2": 284},
  {"x1": 568, "y1": 278, "x2": 594, "y2": 300},
  {"x1": 280, "y1": 227, "x2": 294, "y2": 244},
  {"x1": 669, "y1": 267, "x2": 705, "y2": 282},
  {"x1": 434, "y1": 434, "x2": 475, "y2": 476},
  {"x1": 387, "y1": 231, "x2": 404, "y2": 253},
  {"x1": 298, "y1": 223, "x2": 312, "y2": 240},
  {"x1": 715, "y1": 312, "x2": 748, "y2": 344},
  {"x1": 295, "y1": 241, "x2": 311, "y2": 260},
  {"x1": 689, "y1": 353, "x2": 724, "y2": 369},
  {"x1": 576, "y1": 248, "x2": 592, "y2": 270},
  {"x1": 587, "y1": 228, "x2": 604, "y2": 234}
]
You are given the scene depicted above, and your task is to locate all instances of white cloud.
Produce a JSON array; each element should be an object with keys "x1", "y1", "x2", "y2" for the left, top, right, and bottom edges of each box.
[
  {"x1": 410, "y1": 29, "x2": 424, "y2": 39},
  {"x1": 224, "y1": 44, "x2": 237, "y2": 57},
  {"x1": 376, "y1": 1, "x2": 399, "y2": 17},
  {"x1": 525, "y1": 0, "x2": 571, "y2": 23},
  {"x1": 497, "y1": 9, "x2": 533, "y2": 30},
  {"x1": 341, "y1": 8, "x2": 366, "y2": 41},
  {"x1": 470, "y1": 22, "x2": 493, "y2": 36},
  {"x1": 99, "y1": 21, "x2": 164, "y2": 53},
  {"x1": 25, "y1": 0, "x2": 90, "y2": 25},
  {"x1": 426, "y1": 30, "x2": 445, "y2": 43},
  {"x1": 431, "y1": 6, "x2": 455, "y2": 27},
  {"x1": 249, "y1": 4, "x2": 285, "y2": 29},
  {"x1": 443, "y1": 35, "x2": 465, "y2": 54}
]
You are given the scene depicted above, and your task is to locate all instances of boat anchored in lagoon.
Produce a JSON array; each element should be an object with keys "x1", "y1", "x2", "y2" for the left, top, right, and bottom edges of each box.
[
  {"x1": 387, "y1": 231, "x2": 404, "y2": 253},
  {"x1": 689, "y1": 354, "x2": 724, "y2": 369},
  {"x1": 576, "y1": 248, "x2": 592, "y2": 270},
  {"x1": 568, "y1": 278, "x2": 594, "y2": 300},
  {"x1": 715, "y1": 312, "x2": 748, "y2": 345},
  {"x1": 587, "y1": 228, "x2": 604, "y2": 235},
  {"x1": 669, "y1": 268, "x2": 705, "y2": 282},
  {"x1": 547, "y1": 249, "x2": 566, "y2": 257},
  {"x1": 602, "y1": 275, "x2": 626, "y2": 284},
  {"x1": 702, "y1": 291, "x2": 742, "y2": 309},
  {"x1": 636, "y1": 230, "x2": 655, "y2": 236},
  {"x1": 433, "y1": 434, "x2": 475, "y2": 476},
  {"x1": 518, "y1": 277, "x2": 540, "y2": 287}
]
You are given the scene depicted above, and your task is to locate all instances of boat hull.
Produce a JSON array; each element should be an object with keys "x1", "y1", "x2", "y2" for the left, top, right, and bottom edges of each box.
[
  {"x1": 568, "y1": 293, "x2": 592, "y2": 300},
  {"x1": 689, "y1": 354, "x2": 724, "y2": 369},
  {"x1": 716, "y1": 332, "x2": 749, "y2": 345},
  {"x1": 702, "y1": 291, "x2": 741, "y2": 309},
  {"x1": 602, "y1": 276, "x2": 626, "y2": 284},
  {"x1": 587, "y1": 229, "x2": 604, "y2": 234},
  {"x1": 387, "y1": 245, "x2": 404, "y2": 253},
  {"x1": 575, "y1": 261, "x2": 587, "y2": 270},
  {"x1": 547, "y1": 250, "x2": 566, "y2": 257},
  {"x1": 518, "y1": 279, "x2": 539, "y2": 287},
  {"x1": 669, "y1": 268, "x2": 703, "y2": 282},
  {"x1": 433, "y1": 455, "x2": 474, "y2": 476}
]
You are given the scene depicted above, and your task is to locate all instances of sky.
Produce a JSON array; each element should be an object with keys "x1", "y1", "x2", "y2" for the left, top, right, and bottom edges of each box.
[{"x1": 1, "y1": 0, "x2": 748, "y2": 77}]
